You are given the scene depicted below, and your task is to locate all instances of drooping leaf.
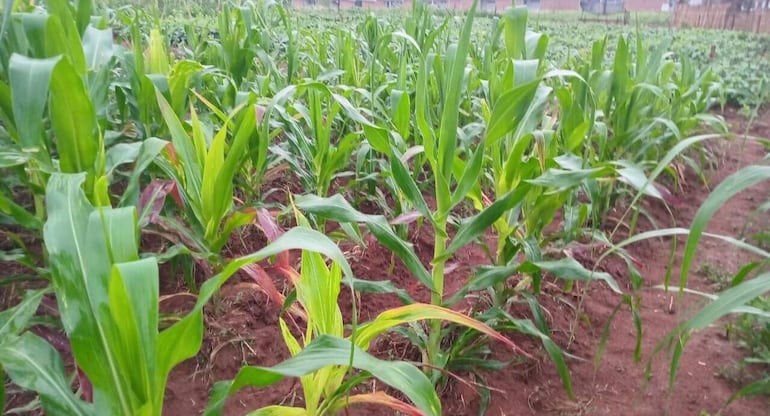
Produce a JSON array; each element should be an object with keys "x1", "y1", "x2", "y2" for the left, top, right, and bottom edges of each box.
[
  {"x1": 295, "y1": 194, "x2": 433, "y2": 291},
  {"x1": 204, "y1": 335, "x2": 440, "y2": 416},
  {"x1": 0, "y1": 333, "x2": 95, "y2": 416},
  {"x1": 662, "y1": 273, "x2": 770, "y2": 390},
  {"x1": 354, "y1": 303, "x2": 530, "y2": 360},
  {"x1": 519, "y1": 257, "x2": 621, "y2": 294},
  {"x1": 0, "y1": 288, "x2": 48, "y2": 339},
  {"x1": 327, "y1": 392, "x2": 425, "y2": 416},
  {"x1": 679, "y1": 166, "x2": 770, "y2": 291}
]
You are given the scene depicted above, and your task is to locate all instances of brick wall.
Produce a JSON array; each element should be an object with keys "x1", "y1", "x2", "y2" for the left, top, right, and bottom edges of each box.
[
  {"x1": 300, "y1": 0, "x2": 667, "y2": 12},
  {"x1": 624, "y1": 0, "x2": 666, "y2": 11}
]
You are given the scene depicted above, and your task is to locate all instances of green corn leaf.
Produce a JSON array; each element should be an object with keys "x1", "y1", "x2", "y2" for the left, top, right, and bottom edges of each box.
[
  {"x1": 604, "y1": 133, "x2": 721, "y2": 239},
  {"x1": 169, "y1": 60, "x2": 204, "y2": 116},
  {"x1": 44, "y1": 15, "x2": 72, "y2": 60},
  {"x1": 450, "y1": 141, "x2": 485, "y2": 208},
  {"x1": 527, "y1": 167, "x2": 607, "y2": 190},
  {"x1": 363, "y1": 123, "x2": 391, "y2": 155},
  {"x1": 437, "y1": 0, "x2": 476, "y2": 183},
  {"x1": 156, "y1": 89, "x2": 204, "y2": 219},
  {"x1": 44, "y1": 173, "x2": 135, "y2": 414},
  {"x1": 201, "y1": 116, "x2": 228, "y2": 242},
  {"x1": 212, "y1": 209, "x2": 257, "y2": 253},
  {"x1": 502, "y1": 6, "x2": 528, "y2": 59},
  {"x1": 610, "y1": 35, "x2": 629, "y2": 115},
  {"x1": 0, "y1": 288, "x2": 48, "y2": 339},
  {"x1": 118, "y1": 137, "x2": 169, "y2": 208},
  {"x1": 82, "y1": 26, "x2": 114, "y2": 72},
  {"x1": 440, "y1": 185, "x2": 532, "y2": 261},
  {"x1": 298, "y1": 251, "x2": 344, "y2": 338},
  {"x1": 467, "y1": 264, "x2": 519, "y2": 291},
  {"x1": 601, "y1": 228, "x2": 770, "y2": 268},
  {"x1": 519, "y1": 257, "x2": 621, "y2": 294},
  {"x1": 0, "y1": 192, "x2": 43, "y2": 230},
  {"x1": 279, "y1": 319, "x2": 303, "y2": 357},
  {"x1": 0, "y1": 81, "x2": 17, "y2": 139},
  {"x1": 8, "y1": 54, "x2": 60, "y2": 152},
  {"x1": 75, "y1": 0, "x2": 92, "y2": 35},
  {"x1": 679, "y1": 166, "x2": 770, "y2": 291},
  {"x1": 156, "y1": 310, "x2": 204, "y2": 389},
  {"x1": 107, "y1": 258, "x2": 160, "y2": 410},
  {"x1": 414, "y1": 53, "x2": 435, "y2": 158},
  {"x1": 18, "y1": 14, "x2": 52, "y2": 59},
  {"x1": 653, "y1": 286, "x2": 770, "y2": 318},
  {"x1": 614, "y1": 162, "x2": 665, "y2": 200},
  {"x1": 390, "y1": 89, "x2": 411, "y2": 140},
  {"x1": 0, "y1": 0, "x2": 12, "y2": 44},
  {"x1": 665, "y1": 273, "x2": 770, "y2": 390},
  {"x1": 522, "y1": 294, "x2": 573, "y2": 398},
  {"x1": 485, "y1": 80, "x2": 540, "y2": 145},
  {"x1": 390, "y1": 155, "x2": 434, "y2": 226},
  {"x1": 45, "y1": 0, "x2": 86, "y2": 72},
  {"x1": 0, "y1": 332, "x2": 95, "y2": 416},
  {"x1": 49, "y1": 57, "x2": 98, "y2": 175},
  {"x1": 210, "y1": 104, "x2": 258, "y2": 238},
  {"x1": 295, "y1": 194, "x2": 434, "y2": 291},
  {"x1": 513, "y1": 59, "x2": 540, "y2": 86},
  {"x1": 204, "y1": 335, "x2": 440, "y2": 416},
  {"x1": 729, "y1": 377, "x2": 770, "y2": 403},
  {"x1": 105, "y1": 142, "x2": 144, "y2": 178}
]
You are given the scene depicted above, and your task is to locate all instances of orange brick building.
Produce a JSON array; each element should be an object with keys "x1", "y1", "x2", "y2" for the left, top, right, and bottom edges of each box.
[{"x1": 309, "y1": 0, "x2": 666, "y2": 12}]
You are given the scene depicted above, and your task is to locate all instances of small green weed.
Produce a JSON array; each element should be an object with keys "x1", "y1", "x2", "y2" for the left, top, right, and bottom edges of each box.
[{"x1": 697, "y1": 263, "x2": 732, "y2": 291}]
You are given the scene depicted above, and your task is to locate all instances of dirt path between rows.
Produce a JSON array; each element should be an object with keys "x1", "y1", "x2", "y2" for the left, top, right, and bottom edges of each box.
[{"x1": 473, "y1": 108, "x2": 770, "y2": 416}]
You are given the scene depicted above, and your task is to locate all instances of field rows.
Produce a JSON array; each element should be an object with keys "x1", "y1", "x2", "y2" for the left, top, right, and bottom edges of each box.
[{"x1": 1, "y1": 1, "x2": 769, "y2": 415}]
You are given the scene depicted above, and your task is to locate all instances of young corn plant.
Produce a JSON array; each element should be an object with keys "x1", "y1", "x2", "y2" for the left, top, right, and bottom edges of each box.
[
  {"x1": 272, "y1": 82, "x2": 379, "y2": 197},
  {"x1": 0, "y1": 173, "x2": 200, "y2": 416},
  {"x1": 150, "y1": 89, "x2": 263, "y2": 269},
  {"x1": 204, "y1": 210, "x2": 530, "y2": 416},
  {"x1": 431, "y1": 7, "x2": 618, "y2": 398},
  {"x1": 574, "y1": 33, "x2": 727, "y2": 226}
]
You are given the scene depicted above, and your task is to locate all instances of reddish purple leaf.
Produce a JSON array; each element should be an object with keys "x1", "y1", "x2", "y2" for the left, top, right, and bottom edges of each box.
[
  {"x1": 255, "y1": 208, "x2": 290, "y2": 269},
  {"x1": 138, "y1": 180, "x2": 176, "y2": 226}
]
